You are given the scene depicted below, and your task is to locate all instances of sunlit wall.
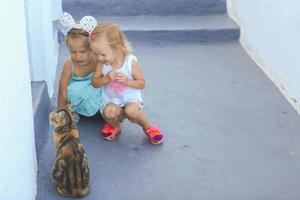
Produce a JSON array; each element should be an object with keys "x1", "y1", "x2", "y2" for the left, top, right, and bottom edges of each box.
[{"x1": 228, "y1": 0, "x2": 300, "y2": 113}]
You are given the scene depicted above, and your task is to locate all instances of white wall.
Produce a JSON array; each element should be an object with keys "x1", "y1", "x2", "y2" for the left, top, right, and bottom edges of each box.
[
  {"x1": 227, "y1": 0, "x2": 300, "y2": 113},
  {"x1": 25, "y1": 0, "x2": 62, "y2": 96},
  {"x1": 52, "y1": 0, "x2": 63, "y2": 20},
  {"x1": 0, "y1": 1, "x2": 37, "y2": 199}
]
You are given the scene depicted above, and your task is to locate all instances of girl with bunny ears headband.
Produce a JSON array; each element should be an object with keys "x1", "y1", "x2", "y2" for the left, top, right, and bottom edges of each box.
[
  {"x1": 56, "y1": 12, "x2": 102, "y2": 123},
  {"x1": 60, "y1": 12, "x2": 97, "y2": 45}
]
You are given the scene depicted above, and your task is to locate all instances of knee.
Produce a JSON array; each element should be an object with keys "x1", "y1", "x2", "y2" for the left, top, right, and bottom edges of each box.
[
  {"x1": 104, "y1": 105, "x2": 122, "y2": 120},
  {"x1": 124, "y1": 105, "x2": 140, "y2": 120}
]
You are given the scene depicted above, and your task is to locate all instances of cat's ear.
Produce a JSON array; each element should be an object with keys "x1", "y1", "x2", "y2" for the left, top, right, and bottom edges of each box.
[{"x1": 65, "y1": 103, "x2": 72, "y2": 111}]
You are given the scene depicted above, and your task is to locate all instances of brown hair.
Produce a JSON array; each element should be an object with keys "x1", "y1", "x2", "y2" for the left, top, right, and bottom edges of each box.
[
  {"x1": 65, "y1": 28, "x2": 90, "y2": 50},
  {"x1": 89, "y1": 23, "x2": 132, "y2": 55}
]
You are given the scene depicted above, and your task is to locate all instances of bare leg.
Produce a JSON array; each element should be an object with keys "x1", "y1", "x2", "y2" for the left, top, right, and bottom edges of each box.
[
  {"x1": 124, "y1": 102, "x2": 164, "y2": 144},
  {"x1": 124, "y1": 102, "x2": 150, "y2": 130},
  {"x1": 102, "y1": 103, "x2": 124, "y2": 128}
]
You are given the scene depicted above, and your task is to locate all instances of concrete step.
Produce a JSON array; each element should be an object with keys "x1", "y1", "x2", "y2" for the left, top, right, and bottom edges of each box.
[
  {"x1": 31, "y1": 81, "x2": 51, "y2": 161},
  {"x1": 94, "y1": 14, "x2": 240, "y2": 43},
  {"x1": 63, "y1": 0, "x2": 226, "y2": 17}
]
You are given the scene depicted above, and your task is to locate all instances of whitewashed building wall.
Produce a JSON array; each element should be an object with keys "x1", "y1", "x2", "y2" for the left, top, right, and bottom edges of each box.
[
  {"x1": 227, "y1": 0, "x2": 300, "y2": 113},
  {"x1": 26, "y1": 0, "x2": 62, "y2": 96},
  {"x1": 0, "y1": 0, "x2": 61, "y2": 199}
]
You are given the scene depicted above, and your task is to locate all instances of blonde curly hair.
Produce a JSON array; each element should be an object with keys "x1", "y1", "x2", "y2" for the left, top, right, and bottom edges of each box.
[{"x1": 89, "y1": 23, "x2": 132, "y2": 55}]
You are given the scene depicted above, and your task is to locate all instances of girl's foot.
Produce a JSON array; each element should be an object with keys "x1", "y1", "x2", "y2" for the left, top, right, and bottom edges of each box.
[
  {"x1": 101, "y1": 124, "x2": 121, "y2": 141},
  {"x1": 144, "y1": 125, "x2": 164, "y2": 145},
  {"x1": 71, "y1": 112, "x2": 80, "y2": 123}
]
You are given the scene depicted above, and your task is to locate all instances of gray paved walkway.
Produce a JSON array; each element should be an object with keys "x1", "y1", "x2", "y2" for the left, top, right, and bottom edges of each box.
[{"x1": 37, "y1": 41, "x2": 300, "y2": 200}]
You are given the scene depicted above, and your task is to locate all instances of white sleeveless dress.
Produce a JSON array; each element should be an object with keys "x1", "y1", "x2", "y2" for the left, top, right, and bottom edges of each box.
[{"x1": 101, "y1": 54, "x2": 143, "y2": 110}]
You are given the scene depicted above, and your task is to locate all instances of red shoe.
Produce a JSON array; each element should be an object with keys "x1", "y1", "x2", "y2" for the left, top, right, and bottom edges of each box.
[
  {"x1": 144, "y1": 125, "x2": 164, "y2": 145},
  {"x1": 101, "y1": 124, "x2": 121, "y2": 141}
]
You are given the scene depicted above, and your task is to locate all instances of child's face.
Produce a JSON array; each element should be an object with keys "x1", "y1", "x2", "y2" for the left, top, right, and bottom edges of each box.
[
  {"x1": 67, "y1": 37, "x2": 92, "y2": 66},
  {"x1": 90, "y1": 38, "x2": 115, "y2": 66}
]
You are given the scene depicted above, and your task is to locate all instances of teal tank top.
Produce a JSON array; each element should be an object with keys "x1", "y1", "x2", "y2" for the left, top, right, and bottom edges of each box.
[{"x1": 67, "y1": 60, "x2": 102, "y2": 116}]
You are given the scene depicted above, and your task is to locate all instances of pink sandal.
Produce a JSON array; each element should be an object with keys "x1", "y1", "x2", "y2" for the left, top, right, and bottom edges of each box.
[
  {"x1": 101, "y1": 124, "x2": 121, "y2": 141},
  {"x1": 144, "y1": 125, "x2": 164, "y2": 145}
]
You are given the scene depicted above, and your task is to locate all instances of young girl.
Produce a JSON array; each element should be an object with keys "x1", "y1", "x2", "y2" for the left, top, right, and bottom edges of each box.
[
  {"x1": 90, "y1": 23, "x2": 164, "y2": 144},
  {"x1": 57, "y1": 13, "x2": 101, "y2": 121}
]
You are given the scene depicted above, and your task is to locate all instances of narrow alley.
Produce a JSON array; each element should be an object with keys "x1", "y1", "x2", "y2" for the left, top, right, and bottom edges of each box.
[{"x1": 36, "y1": 0, "x2": 300, "y2": 199}]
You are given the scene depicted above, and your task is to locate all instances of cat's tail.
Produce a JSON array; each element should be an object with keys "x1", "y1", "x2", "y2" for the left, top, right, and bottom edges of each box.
[
  {"x1": 70, "y1": 187, "x2": 89, "y2": 198},
  {"x1": 56, "y1": 187, "x2": 89, "y2": 198}
]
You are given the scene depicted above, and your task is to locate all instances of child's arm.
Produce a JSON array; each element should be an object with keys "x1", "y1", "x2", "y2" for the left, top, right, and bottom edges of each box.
[
  {"x1": 115, "y1": 59, "x2": 145, "y2": 89},
  {"x1": 92, "y1": 62, "x2": 115, "y2": 87},
  {"x1": 57, "y1": 61, "x2": 72, "y2": 109}
]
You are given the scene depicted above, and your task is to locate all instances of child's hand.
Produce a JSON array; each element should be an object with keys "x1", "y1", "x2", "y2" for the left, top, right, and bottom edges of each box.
[
  {"x1": 115, "y1": 72, "x2": 129, "y2": 85},
  {"x1": 107, "y1": 70, "x2": 117, "y2": 82}
]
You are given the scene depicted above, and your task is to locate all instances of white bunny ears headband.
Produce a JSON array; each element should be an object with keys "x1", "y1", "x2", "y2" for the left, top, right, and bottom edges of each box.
[{"x1": 59, "y1": 12, "x2": 97, "y2": 34}]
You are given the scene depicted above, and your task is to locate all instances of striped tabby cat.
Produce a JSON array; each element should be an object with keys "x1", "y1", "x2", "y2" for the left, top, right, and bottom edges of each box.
[{"x1": 49, "y1": 104, "x2": 90, "y2": 197}]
